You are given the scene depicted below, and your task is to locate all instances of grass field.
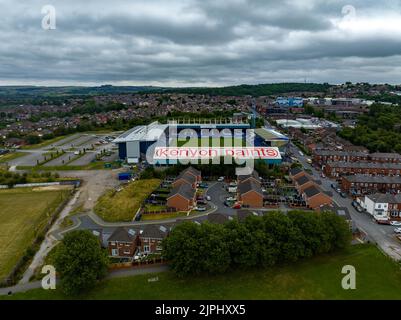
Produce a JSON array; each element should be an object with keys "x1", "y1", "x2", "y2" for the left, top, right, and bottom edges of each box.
[
  {"x1": 94, "y1": 179, "x2": 162, "y2": 222},
  {"x1": 0, "y1": 188, "x2": 69, "y2": 282},
  {"x1": 16, "y1": 161, "x2": 116, "y2": 171},
  {"x1": 141, "y1": 212, "x2": 188, "y2": 221},
  {"x1": 21, "y1": 135, "x2": 73, "y2": 150},
  {"x1": 0, "y1": 152, "x2": 26, "y2": 163},
  {"x1": 3, "y1": 245, "x2": 401, "y2": 300},
  {"x1": 177, "y1": 137, "x2": 245, "y2": 147}
]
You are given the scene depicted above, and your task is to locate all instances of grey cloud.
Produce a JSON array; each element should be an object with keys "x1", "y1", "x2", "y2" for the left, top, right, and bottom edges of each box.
[{"x1": 1, "y1": 0, "x2": 401, "y2": 85}]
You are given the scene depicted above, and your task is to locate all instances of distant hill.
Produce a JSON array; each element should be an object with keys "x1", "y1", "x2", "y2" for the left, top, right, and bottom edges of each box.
[
  {"x1": 162, "y1": 82, "x2": 332, "y2": 96},
  {"x1": 0, "y1": 82, "x2": 331, "y2": 105}
]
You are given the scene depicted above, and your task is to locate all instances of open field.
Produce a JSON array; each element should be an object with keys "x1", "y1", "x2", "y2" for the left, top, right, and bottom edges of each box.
[
  {"x1": 0, "y1": 188, "x2": 70, "y2": 282},
  {"x1": 21, "y1": 135, "x2": 74, "y2": 150},
  {"x1": 94, "y1": 179, "x2": 162, "y2": 222},
  {"x1": 3, "y1": 245, "x2": 401, "y2": 300},
  {"x1": 177, "y1": 137, "x2": 245, "y2": 147}
]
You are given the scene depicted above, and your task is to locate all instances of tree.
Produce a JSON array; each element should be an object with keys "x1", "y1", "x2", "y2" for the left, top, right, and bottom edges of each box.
[
  {"x1": 225, "y1": 217, "x2": 276, "y2": 268},
  {"x1": 262, "y1": 212, "x2": 305, "y2": 263},
  {"x1": 163, "y1": 222, "x2": 231, "y2": 276},
  {"x1": 54, "y1": 230, "x2": 109, "y2": 295},
  {"x1": 320, "y1": 211, "x2": 352, "y2": 251}
]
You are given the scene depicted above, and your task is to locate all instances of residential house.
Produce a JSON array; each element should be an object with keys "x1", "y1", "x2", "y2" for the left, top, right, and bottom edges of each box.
[
  {"x1": 167, "y1": 183, "x2": 196, "y2": 211},
  {"x1": 182, "y1": 166, "x2": 202, "y2": 182},
  {"x1": 108, "y1": 225, "x2": 169, "y2": 258},
  {"x1": 324, "y1": 161, "x2": 401, "y2": 178},
  {"x1": 302, "y1": 185, "x2": 333, "y2": 210},
  {"x1": 358, "y1": 193, "x2": 401, "y2": 220},
  {"x1": 293, "y1": 174, "x2": 317, "y2": 193},
  {"x1": 171, "y1": 171, "x2": 197, "y2": 189},
  {"x1": 341, "y1": 175, "x2": 401, "y2": 195},
  {"x1": 237, "y1": 170, "x2": 260, "y2": 185},
  {"x1": 237, "y1": 180, "x2": 264, "y2": 208}
]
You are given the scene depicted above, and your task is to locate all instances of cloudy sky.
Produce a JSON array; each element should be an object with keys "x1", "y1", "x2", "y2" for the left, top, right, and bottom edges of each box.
[{"x1": 1, "y1": 0, "x2": 401, "y2": 86}]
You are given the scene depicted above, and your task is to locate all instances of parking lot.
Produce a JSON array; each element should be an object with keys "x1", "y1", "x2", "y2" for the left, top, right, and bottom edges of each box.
[{"x1": 6, "y1": 133, "x2": 118, "y2": 168}]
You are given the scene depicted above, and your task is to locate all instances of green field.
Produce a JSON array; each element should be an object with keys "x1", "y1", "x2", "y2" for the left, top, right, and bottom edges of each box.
[
  {"x1": 3, "y1": 245, "x2": 401, "y2": 300},
  {"x1": 141, "y1": 212, "x2": 188, "y2": 221},
  {"x1": 21, "y1": 135, "x2": 74, "y2": 150},
  {"x1": 94, "y1": 179, "x2": 161, "y2": 222},
  {"x1": 177, "y1": 137, "x2": 245, "y2": 147},
  {"x1": 0, "y1": 188, "x2": 69, "y2": 282}
]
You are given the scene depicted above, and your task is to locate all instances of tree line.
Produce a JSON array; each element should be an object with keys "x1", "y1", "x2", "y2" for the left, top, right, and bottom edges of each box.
[
  {"x1": 339, "y1": 103, "x2": 401, "y2": 153},
  {"x1": 163, "y1": 211, "x2": 351, "y2": 277}
]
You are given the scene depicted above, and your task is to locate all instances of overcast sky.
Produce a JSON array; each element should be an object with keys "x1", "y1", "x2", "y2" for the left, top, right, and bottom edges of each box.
[{"x1": 1, "y1": 0, "x2": 401, "y2": 86}]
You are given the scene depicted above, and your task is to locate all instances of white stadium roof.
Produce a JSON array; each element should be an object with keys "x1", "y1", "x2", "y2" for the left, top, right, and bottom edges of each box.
[{"x1": 113, "y1": 122, "x2": 168, "y2": 143}]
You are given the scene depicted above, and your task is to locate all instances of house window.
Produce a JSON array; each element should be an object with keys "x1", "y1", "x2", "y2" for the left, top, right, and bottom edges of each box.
[
  {"x1": 143, "y1": 245, "x2": 150, "y2": 253},
  {"x1": 111, "y1": 249, "x2": 118, "y2": 256}
]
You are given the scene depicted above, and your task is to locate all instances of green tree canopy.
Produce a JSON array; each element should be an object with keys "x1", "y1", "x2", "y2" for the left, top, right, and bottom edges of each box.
[{"x1": 54, "y1": 230, "x2": 109, "y2": 295}]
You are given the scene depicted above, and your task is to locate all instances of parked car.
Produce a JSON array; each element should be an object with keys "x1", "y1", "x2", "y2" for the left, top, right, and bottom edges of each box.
[
  {"x1": 331, "y1": 183, "x2": 336, "y2": 189},
  {"x1": 390, "y1": 221, "x2": 401, "y2": 226},
  {"x1": 217, "y1": 176, "x2": 225, "y2": 182},
  {"x1": 195, "y1": 206, "x2": 207, "y2": 211},
  {"x1": 232, "y1": 203, "x2": 242, "y2": 209},
  {"x1": 355, "y1": 206, "x2": 364, "y2": 213},
  {"x1": 376, "y1": 218, "x2": 391, "y2": 225},
  {"x1": 340, "y1": 192, "x2": 347, "y2": 198},
  {"x1": 206, "y1": 195, "x2": 211, "y2": 201},
  {"x1": 198, "y1": 183, "x2": 208, "y2": 189},
  {"x1": 394, "y1": 227, "x2": 401, "y2": 234},
  {"x1": 351, "y1": 201, "x2": 358, "y2": 208}
]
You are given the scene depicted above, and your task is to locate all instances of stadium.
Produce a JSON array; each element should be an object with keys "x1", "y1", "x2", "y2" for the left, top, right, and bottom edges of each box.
[{"x1": 113, "y1": 119, "x2": 287, "y2": 165}]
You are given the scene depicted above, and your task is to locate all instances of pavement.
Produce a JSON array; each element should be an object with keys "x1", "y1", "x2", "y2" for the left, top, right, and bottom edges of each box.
[
  {"x1": 19, "y1": 190, "x2": 82, "y2": 284},
  {"x1": 1, "y1": 264, "x2": 168, "y2": 296}
]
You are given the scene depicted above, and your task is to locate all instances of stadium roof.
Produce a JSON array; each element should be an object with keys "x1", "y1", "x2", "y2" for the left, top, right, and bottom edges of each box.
[
  {"x1": 113, "y1": 121, "x2": 168, "y2": 143},
  {"x1": 255, "y1": 127, "x2": 289, "y2": 141}
]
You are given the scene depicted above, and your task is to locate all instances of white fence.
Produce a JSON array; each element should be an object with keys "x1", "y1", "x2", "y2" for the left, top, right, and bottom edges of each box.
[{"x1": 0, "y1": 181, "x2": 79, "y2": 189}]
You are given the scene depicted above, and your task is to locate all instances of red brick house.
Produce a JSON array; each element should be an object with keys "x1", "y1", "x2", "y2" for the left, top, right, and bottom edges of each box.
[
  {"x1": 182, "y1": 166, "x2": 202, "y2": 182},
  {"x1": 302, "y1": 185, "x2": 333, "y2": 210},
  {"x1": 167, "y1": 183, "x2": 196, "y2": 211},
  {"x1": 294, "y1": 174, "x2": 317, "y2": 193},
  {"x1": 289, "y1": 167, "x2": 306, "y2": 180},
  {"x1": 237, "y1": 170, "x2": 260, "y2": 185},
  {"x1": 171, "y1": 171, "x2": 197, "y2": 189},
  {"x1": 324, "y1": 161, "x2": 401, "y2": 178},
  {"x1": 108, "y1": 225, "x2": 169, "y2": 258},
  {"x1": 341, "y1": 175, "x2": 401, "y2": 195},
  {"x1": 237, "y1": 180, "x2": 264, "y2": 208}
]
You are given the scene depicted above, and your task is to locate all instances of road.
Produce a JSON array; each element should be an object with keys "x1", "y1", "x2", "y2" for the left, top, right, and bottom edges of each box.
[{"x1": 288, "y1": 142, "x2": 401, "y2": 261}]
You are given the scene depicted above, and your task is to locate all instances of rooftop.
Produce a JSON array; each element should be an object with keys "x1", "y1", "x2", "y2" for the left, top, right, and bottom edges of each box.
[{"x1": 113, "y1": 121, "x2": 168, "y2": 143}]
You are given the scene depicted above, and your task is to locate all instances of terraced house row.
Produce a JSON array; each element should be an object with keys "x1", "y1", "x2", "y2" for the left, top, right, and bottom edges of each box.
[
  {"x1": 324, "y1": 161, "x2": 401, "y2": 178},
  {"x1": 341, "y1": 175, "x2": 401, "y2": 195},
  {"x1": 313, "y1": 150, "x2": 401, "y2": 165}
]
